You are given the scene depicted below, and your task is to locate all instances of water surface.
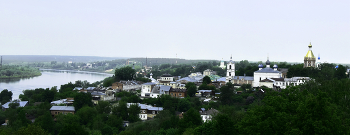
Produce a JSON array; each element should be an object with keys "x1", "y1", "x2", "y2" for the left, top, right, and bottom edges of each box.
[{"x1": 0, "y1": 70, "x2": 112, "y2": 99}]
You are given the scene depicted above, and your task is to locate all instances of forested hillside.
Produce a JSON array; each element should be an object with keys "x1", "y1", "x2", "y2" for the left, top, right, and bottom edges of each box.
[{"x1": 0, "y1": 65, "x2": 41, "y2": 79}]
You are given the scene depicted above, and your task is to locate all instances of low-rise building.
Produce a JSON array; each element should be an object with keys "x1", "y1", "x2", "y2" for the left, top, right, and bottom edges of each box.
[
  {"x1": 200, "y1": 109, "x2": 219, "y2": 122},
  {"x1": 112, "y1": 81, "x2": 142, "y2": 92},
  {"x1": 170, "y1": 89, "x2": 187, "y2": 98},
  {"x1": 127, "y1": 103, "x2": 163, "y2": 120},
  {"x1": 203, "y1": 69, "x2": 217, "y2": 76},
  {"x1": 2, "y1": 101, "x2": 28, "y2": 111},
  {"x1": 50, "y1": 106, "x2": 75, "y2": 117},
  {"x1": 141, "y1": 82, "x2": 157, "y2": 97}
]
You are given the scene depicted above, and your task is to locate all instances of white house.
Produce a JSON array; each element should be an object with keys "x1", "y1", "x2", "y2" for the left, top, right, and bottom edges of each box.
[
  {"x1": 141, "y1": 82, "x2": 157, "y2": 97},
  {"x1": 127, "y1": 103, "x2": 163, "y2": 120},
  {"x1": 200, "y1": 108, "x2": 219, "y2": 122}
]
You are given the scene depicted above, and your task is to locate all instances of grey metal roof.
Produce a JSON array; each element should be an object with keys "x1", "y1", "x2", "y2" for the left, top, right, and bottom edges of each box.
[
  {"x1": 2, "y1": 101, "x2": 28, "y2": 109},
  {"x1": 198, "y1": 90, "x2": 212, "y2": 93},
  {"x1": 142, "y1": 82, "x2": 157, "y2": 85},
  {"x1": 90, "y1": 92, "x2": 106, "y2": 96},
  {"x1": 200, "y1": 109, "x2": 219, "y2": 115},
  {"x1": 216, "y1": 77, "x2": 226, "y2": 82},
  {"x1": 50, "y1": 106, "x2": 75, "y2": 111},
  {"x1": 127, "y1": 103, "x2": 164, "y2": 111},
  {"x1": 161, "y1": 74, "x2": 173, "y2": 77},
  {"x1": 177, "y1": 77, "x2": 198, "y2": 83},
  {"x1": 232, "y1": 76, "x2": 254, "y2": 80},
  {"x1": 254, "y1": 68, "x2": 281, "y2": 73}
]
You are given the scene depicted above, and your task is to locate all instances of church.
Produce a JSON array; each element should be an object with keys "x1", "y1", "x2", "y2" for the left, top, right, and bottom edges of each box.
[{"x1": 224, "y1": 42, "x2": 314, "y2": 88}]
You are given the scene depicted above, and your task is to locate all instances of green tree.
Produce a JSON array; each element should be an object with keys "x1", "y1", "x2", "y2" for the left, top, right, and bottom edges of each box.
[
  {"x1": 76, "y1": 106, "x2": 98, "y2": 127},
  {"x1": 185, "y1": 83, "x2": 197, "y2": 97},
  {"x1": 34, "y1": 112, "x2": 55, "y2": 134},
  {"x1": 177, "y1": 99, "x2": 191, "y2": 112},
  {"x1": 115, "y1": 66, "x2": 136, "y2": 81},
  {"x1": 112, "y1": 101, "x2": 128, "y2": 121},
  {"x1": 179, "y1": 108, "x2": 202, "y2": 129},
  {"x1": 219, "y1": 83, "x2": 234, "y2": 105},
  {"x1": 202, "y1": 76, "x2": 211, "y2": 84},
  {"x1": 73, "y1": 92, "x2": 93, "y2": 111},
  {"x1": 59, "y1": 122, "x2": 88, "y2": 135},
  {"x1": 13, "y1": 124, "x2": 49, "y2": 135},
  {"x1": 0, "y1": 89, "x2": 12, "y2": 104},
  {"x1": 96, "y1": 101, "x2": 111, "y2": 114},
  {"x1": 128, "y1": 104, "x2": 141, "y2": 123}
]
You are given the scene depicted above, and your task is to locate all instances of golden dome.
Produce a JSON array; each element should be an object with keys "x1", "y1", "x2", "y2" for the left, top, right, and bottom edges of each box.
[
  {"x1": 305, "y1": 50, "x2": 315, "y2": 58},
  {"x1": 305, "y1": 42, "x2": 315, "y2": 59}
]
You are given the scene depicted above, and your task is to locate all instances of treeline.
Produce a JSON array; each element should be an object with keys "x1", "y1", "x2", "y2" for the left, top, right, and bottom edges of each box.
[
  {"x1": 149, "y1": 60, "x2": 296, "y2": 78},
  {"x1": 0, "y1": 65, "x2": 41, "y2": 79}
]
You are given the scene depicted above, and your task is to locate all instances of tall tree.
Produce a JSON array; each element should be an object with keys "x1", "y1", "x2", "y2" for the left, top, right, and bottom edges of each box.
[
  {"x1": 185, "y1": 83, "x2": 197, "y2": 97},
  {"x1": 220, "y1": 83, "x2": 234, "y2": 105},
  {"x1": 96, "y1": 101, "x2": 111, "y2": 114},
  {"x1": 0, "y1": 89, "x2": 12, "y2": 104},
  {"x1": 128, "y1": 104, "x2": 141, "y2": 123},
  {"x1": 114, "y1": 66, "x2": 136, "y2": 81},
  {"x1": 202, "y1": 76, "x2": 211, "y2": 84},
  {"x1": 73, "y1": 92, "x2": 93, "y2": 111}
]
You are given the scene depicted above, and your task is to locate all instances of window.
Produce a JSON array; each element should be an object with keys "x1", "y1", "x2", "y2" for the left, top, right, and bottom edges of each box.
[
  {"x1": 229, "y1": 65, "x2": 231, "y2": 69},
  {"x1": 152, "y1": 111, "x2": 155, "y2": 114},
  {"x1": 179, "y1": 93, "x2": 182, "y2": 96}
]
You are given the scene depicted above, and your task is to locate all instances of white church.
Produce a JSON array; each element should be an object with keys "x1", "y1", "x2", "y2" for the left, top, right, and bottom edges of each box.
[{"x1": 224, "y1": 46, "x2": 312, "y2": 89}]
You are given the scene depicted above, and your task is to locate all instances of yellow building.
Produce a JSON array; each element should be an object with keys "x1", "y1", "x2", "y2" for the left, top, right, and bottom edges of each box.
[{"x1": 304, "y1": 42, "x2": 316, "y2": 68}]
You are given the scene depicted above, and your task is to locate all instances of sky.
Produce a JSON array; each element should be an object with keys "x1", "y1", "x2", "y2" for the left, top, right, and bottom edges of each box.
[{"x1": 0, "y1": 0, "x2": 349, "y2": 63}]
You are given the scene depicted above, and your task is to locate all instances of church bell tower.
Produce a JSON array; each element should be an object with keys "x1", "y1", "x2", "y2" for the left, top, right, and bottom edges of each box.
[
  {"x1": 226, "y1": 55, "x2": 235, "y2": 83},
  {"x1": 304, "y1": 42, "x2": 316, "y2": 68}
]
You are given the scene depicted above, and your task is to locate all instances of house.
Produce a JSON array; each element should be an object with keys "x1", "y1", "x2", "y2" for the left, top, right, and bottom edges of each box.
[
  {"x1": 141, "y1": 82, "x2": 157, "y2": 97},
  {"x1": 259, "y1": 77, "x2": 311, "y2": 89},
  {"x1": 51, "y1": 98, "x2": 74, "y2": 106},
  {"x1": 203, "y1": 69, "x2": 216, "y2": 76},
  {"x1": 112, "y1": 81, "x2": 142, "y2": 92},
  {"x1": 197, "y1": 90, "x2": 214, "y2": 97},
  {"x1": 149, "y1": 85, "x2": 172, "y2": 98},
  {"x1": 200, "y1": 109, "x2": 219, "y2": 122},
  {"x1": 50, "y1": 106, "x2": 75, "y2": 117},
  {"x1": 2, "y1": 101, "x2": 28, "y2": 111},
  {"x1": 127, "y1": 103, "x2": 163, "y2": 120},
  {"x1": 169, "y1": 88, "x2": 187, "y2": 98}
]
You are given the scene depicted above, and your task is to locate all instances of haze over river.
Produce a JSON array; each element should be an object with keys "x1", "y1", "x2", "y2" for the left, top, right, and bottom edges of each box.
[{"x1": 0, "y1": 69, "x2": 113, "y2": 100}]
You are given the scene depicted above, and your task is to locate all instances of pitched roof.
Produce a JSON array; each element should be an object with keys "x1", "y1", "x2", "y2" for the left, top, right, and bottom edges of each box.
[
  {"x1": 50, "y1": 106, "x2": 75, "y2": 111},
  {"x1": 170, "y1": 89, "x2": 187, "y2": 93},
  {"x1": 2, "y1": 101, "x2": 28, "y2": 109},
  {"x1": 255, "y1": 68, "x2": 281, "y2": 73},
  {"x1": 161, "y1": 74, "x2": 173, "y2": 77},
  {"x1": 232, "y1": 76, "x2": 254, "y2": 80}
]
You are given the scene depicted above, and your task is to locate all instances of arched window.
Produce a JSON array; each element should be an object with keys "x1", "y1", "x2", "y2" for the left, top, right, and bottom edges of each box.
[
  {"x1": 229, "y1": 72, "x2": 231, "y2": 76},
  {"x1": 229, "y1": 65, "x2": 232, "y2": 69}
]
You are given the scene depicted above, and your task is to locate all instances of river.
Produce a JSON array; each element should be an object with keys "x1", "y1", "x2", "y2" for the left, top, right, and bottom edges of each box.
[{"x1": 0, "y1": 69, "x2": 113, "y2": 100}]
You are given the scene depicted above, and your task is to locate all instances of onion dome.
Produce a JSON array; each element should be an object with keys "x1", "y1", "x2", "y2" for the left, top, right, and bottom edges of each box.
[
  {"x1": 150, "y1": 73, "x2": 153, "y2": 76},
  {"x1": 266, "y1": 59, "x2": 270, "y2": 65},
  {"x1": 335, "y1": 65, "x2": 339, "y2": 69},
  {"x1": 258, "y1": 64, "x2": 263, "y2": 68},
  {"x1": 273, "y1": 64, "x2": 278, "y2": 68}
]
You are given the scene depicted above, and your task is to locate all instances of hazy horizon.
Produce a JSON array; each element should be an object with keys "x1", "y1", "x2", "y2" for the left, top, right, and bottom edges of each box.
[{"x1": 1, "y1": 1, "x2": 349, "y2": 63}]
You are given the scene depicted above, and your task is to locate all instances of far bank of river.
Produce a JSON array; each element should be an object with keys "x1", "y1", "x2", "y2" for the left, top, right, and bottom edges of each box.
[{"x1": 0, "y1": 69, "x2": 113, "y2": 100}]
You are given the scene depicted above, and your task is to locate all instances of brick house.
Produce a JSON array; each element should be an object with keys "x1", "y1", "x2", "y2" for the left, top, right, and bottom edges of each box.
[{"x1": 169, "y1": 89, "x2": 187, "y2": 98}]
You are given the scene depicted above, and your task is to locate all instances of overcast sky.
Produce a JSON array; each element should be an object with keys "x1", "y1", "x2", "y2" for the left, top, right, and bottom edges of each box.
[{"x1": 0, "y1": 1, "x2": 349, "y2": 63}]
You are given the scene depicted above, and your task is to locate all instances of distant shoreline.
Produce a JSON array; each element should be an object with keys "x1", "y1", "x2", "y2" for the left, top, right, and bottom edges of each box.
[
  {"x1": 39, "y1": 69, "x2": 114, "y2": 75},
  {"x1": 0, "y1": 73, "x2": 42, "y2": 79}
]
